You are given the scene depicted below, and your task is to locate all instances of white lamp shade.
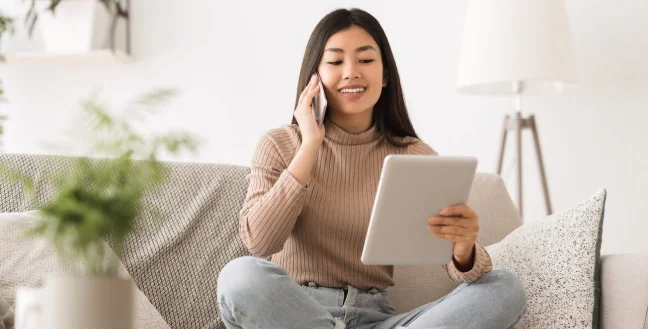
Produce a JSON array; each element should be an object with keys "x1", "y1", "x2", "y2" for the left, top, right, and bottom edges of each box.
[{"x1": 456, "y1": 0, "x2": 579, "y2": 94}]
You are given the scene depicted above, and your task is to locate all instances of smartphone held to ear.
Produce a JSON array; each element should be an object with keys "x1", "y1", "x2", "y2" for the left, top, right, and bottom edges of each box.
[{"x1": 311, "y1": 73, "x2": 327, "y2": 127}]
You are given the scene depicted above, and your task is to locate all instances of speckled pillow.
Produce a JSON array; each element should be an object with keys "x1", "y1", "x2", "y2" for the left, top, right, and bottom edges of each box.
[{"x1": 485, "y1": 189, "x2": 606, "y2": 329}]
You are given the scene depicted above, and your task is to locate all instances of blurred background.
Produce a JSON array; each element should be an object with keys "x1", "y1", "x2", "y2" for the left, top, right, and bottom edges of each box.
[{"x1": 0, "y1": 0, "x2": 646, "y2": 256}]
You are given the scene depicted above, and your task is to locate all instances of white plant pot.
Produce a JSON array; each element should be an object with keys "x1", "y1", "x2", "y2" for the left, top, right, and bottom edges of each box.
[
  {"x1": 15, "y1": 276, "x2": 134, "y2": 329},
  {"x1": 38, "y1": 0, "x2": 127, "y2": 54}
]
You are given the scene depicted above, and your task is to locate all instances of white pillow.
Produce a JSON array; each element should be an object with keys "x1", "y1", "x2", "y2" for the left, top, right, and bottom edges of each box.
[
  {"x1": 0, "y1": 211, "x2": 171, "y2": 329},
  {"x1": 486, "y1": 189, "x2": 606, "y2": 329}
]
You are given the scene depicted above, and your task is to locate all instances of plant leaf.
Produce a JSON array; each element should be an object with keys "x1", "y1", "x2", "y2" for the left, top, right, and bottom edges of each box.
[
  {"x1": 8, "y1": 88, "x2": 198, "y2": 276},
  {"x1": 48, "y1": 0, "x2": 64, "y2": 14}
]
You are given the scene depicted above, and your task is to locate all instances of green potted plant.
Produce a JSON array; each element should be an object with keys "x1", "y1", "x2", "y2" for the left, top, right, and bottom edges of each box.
[
  {"x1": 1, "y1": 89, "x2": 198, "y2": 328},
  {"x1": 23, "y1": 0, "x2": 130, "y2": 54}
]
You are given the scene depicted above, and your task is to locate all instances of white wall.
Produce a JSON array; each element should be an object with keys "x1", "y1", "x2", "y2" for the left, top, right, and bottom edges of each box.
[{"x1": 1, "y1": 0, "x2": 647, "y2": 255}]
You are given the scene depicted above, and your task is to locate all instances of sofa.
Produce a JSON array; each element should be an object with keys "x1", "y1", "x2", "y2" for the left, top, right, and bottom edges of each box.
[{"x1": 0, "y1": 153, "x2": 647, "y2": 329}]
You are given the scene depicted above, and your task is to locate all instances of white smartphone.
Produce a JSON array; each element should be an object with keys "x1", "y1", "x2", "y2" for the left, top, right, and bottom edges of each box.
[{"x1": 311, "y1": 73, "x2": 327, "y2": 127}]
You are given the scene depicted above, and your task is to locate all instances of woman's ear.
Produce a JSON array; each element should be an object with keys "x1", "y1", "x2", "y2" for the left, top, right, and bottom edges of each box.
[{"x1": 382, "y1": 77, "x2": 388, "y2": 87}]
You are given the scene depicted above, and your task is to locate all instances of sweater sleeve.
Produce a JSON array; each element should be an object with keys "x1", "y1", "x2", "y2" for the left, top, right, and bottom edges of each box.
[
  {"x1": 239, "y1": 131, "x2": 308, "y2": 257},
  {"x1": 443, "y1": 241, "x2": 493, "y2": 283},
  {"x1": 407, "y1": 139, "x2": 493, "y2": 283}
]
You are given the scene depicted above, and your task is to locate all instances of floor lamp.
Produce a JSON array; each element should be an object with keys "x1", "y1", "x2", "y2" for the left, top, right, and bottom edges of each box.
[{"x1": 455, "y1": 0, "x2": 579, "y2": 217}]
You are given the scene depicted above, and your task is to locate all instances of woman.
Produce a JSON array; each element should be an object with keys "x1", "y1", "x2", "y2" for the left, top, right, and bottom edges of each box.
[{"x1": 217, "y1": 8, "x2": 527, "y2": 329}]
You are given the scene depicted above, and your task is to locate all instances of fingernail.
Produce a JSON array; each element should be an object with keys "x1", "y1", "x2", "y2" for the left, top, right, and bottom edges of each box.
[{"x1": 440, "y1": 209, "x2": 449, "y2": 215}]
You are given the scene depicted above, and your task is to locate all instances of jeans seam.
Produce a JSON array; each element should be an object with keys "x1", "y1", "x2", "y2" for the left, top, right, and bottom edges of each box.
[{"x1": 342, "y1": 305, "x2": 354, "y2": 328}]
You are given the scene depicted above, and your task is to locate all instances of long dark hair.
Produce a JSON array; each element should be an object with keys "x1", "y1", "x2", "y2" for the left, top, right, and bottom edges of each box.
[{"x1": 291, "y1": 8, "x2": 419, "y2": 147}]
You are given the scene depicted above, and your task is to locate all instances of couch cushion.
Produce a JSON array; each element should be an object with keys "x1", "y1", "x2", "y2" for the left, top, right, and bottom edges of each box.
[
  {"x1": 486, "y1": 189, "x2": 606, "y2": 329},
  {"x1": 0, "y1": 154, "x2": 252, "y2": 329},
  {"x1": 0, "y1": 210, "x2": 170, "y2": 329},
  {"x1": 387, "y1": 173, "x2": 522, "y2": 313},
  {"x1": 599, "y1": 253, "x2": 648, "y2": 329}
]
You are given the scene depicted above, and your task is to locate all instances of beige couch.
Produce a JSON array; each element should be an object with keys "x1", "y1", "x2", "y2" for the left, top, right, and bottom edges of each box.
[
  {"x1": 0, "y1": 154, "x2": 646, "y2": 329},
  {"x1": 387, "y1": 174, "x2": 648, "y2": 329}
]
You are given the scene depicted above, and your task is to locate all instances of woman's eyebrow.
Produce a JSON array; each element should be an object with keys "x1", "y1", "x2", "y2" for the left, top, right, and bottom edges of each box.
[{"x1": 324, "y1": 45, "x2": 377, "y2": 53}]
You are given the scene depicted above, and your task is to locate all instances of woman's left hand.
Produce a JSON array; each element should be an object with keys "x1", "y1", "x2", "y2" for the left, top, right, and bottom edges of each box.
[{"x1": 427, "y1": 204, "x2": 479, "y2": 268}]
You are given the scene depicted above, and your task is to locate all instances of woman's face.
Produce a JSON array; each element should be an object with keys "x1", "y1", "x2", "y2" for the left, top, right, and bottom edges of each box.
[{"x1": 317, "y1": 25, "x2": 384, "y2": 119}]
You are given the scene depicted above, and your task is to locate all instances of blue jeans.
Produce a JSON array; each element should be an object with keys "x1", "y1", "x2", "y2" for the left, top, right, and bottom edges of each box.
[{"x1": 217, "y1": 256, "x2": 527, "y2": 329}]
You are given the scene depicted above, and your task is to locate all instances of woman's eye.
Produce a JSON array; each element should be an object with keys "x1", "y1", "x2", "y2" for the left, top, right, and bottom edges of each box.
[{"x1": 326, "y1": 59, "x2": 374, "y2": 65}]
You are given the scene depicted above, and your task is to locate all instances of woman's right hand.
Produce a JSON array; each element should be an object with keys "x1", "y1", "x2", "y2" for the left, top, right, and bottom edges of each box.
[{"x1": 294, "y1": 74, "x2": 326, "y2": 146}]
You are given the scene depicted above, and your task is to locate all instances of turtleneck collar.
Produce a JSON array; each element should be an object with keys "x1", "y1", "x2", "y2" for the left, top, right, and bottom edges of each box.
[{"x1": 324, "y1": 118, "x2": 380, "y2": 146}]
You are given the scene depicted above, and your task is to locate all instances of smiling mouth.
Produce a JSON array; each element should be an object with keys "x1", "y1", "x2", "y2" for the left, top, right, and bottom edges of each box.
[
  {"x1": 337, "y1": 87, "x2": 367, "y2": 102},
  {"x1": 338, "y1": 87, "x2": 367, "y2": 94}
]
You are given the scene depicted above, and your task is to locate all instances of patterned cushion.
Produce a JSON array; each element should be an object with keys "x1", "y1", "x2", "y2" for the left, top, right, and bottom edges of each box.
[
  {"x1": 486, "y1": 189, "x2": 607, "y2": 329},
  {"x1": 0, "y1": 210, "x2": 170, "y2": 329},
  {"x1": 0, "y1": 154, "x2": 253, "y2": 329}
]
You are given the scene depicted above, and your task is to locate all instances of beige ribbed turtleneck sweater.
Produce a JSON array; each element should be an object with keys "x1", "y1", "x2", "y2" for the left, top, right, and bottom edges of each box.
[{"x1": 239, "y1": 119, "x2": 492, "y2": 290}]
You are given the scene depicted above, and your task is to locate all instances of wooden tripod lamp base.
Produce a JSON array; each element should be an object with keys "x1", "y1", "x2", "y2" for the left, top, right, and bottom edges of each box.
[{"x1": 496, "y1": 112, "x2": 553, "y2": 218}]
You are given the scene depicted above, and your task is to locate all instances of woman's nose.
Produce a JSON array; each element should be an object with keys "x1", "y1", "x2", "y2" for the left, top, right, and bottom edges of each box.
[{"x1": 343, "y1": 62, "x2": 361, "y2": 80}]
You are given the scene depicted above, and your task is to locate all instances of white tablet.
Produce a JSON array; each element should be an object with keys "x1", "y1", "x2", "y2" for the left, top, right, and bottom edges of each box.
[{"x1": 361, "y1": 155, "x2": 478, "y2": 265}]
